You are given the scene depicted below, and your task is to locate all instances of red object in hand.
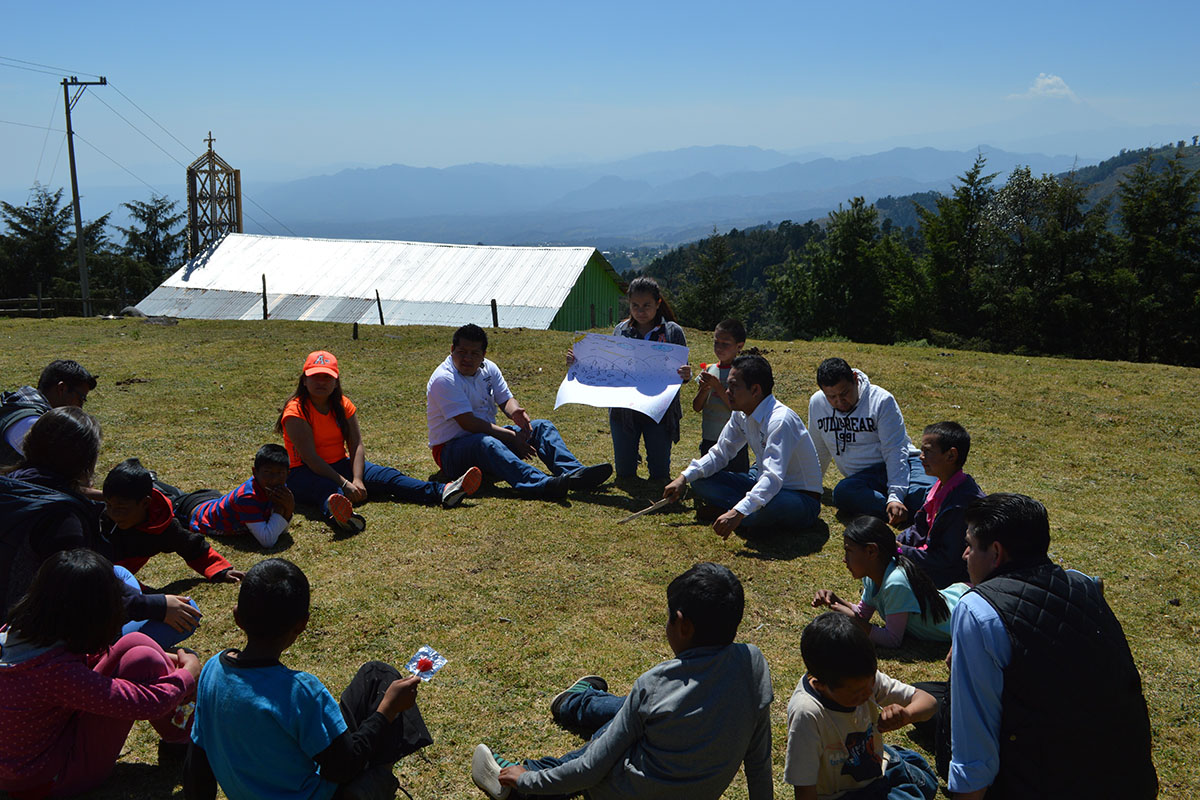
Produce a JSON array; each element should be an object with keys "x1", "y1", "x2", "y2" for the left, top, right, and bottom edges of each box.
[
  {"x1": 700, "y1": 363, "x2": 708, "y2": 369},
  {"x1": 416, "y1": 656, "x2": 434, "y2": 672}
]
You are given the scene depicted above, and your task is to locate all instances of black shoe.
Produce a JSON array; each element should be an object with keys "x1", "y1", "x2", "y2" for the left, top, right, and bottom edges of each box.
[
  {"x1": 550, "y1": 675, "x2": 609, "y2": 723},
  {"x1": 537, "y1": 475, "x2": 569, "y2": 500},
  {"x1": 567, "y1": 463, "x2": 613, "y2": 491}
]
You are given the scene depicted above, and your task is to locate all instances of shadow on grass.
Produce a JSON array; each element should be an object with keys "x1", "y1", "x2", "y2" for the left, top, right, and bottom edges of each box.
[
  {"x1": 102, "y1": 760, "x2": 185, "y2": 799},
  {"x1": 884, "y1": 637, "x2": 951, "y2": 665},
  {"x1": 155, "y1": 576, "x2": 205, "y2": 595},
  {"x1": 201, "y1": 530, "x2": 296, "y2": 555},
  {"x1": 734, "y1": 519, "x2": 832, "y2": 562},
  {"x1": 294, "y1": 505, "x2": 367, "y2": 542}
]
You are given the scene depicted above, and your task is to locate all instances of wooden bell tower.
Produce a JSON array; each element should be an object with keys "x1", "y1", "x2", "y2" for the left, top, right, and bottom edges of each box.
[{"x1": 186, "y1": 132, "x2": 243, "y2": 257}]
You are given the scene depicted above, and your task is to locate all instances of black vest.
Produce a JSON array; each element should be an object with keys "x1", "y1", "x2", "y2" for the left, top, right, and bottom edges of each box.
[{"x1": 972, "y1": 560, "x2": 1157, "y2": 799}]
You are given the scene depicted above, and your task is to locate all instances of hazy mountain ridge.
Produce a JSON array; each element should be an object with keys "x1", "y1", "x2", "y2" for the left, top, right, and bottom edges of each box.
[{"x1": 244, "y1": 145, "x2": 1088, "y2": 246}]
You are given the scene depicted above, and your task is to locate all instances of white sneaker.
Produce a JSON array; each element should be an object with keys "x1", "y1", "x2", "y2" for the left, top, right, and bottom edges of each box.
[
  {"x1": 471, "y1": 744, "x2": 512, "y2": 799},
  {"x1": 443, "y1": 466, "x2": 482, "y2": 509}
]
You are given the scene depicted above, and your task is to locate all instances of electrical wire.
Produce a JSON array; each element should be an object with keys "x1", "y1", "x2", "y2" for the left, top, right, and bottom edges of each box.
[
  {"x1": 0, "y1": 55, "x2": 102, "y2": 79},
  {"x1": 108, "y1": 82, "x2": 196, "y2": 161},
  {"x1": 33, "y1": 91, "x2": 61, "y2": 189},
  {"x1": 4, "y1": 57, "x2": 296, "y2": 237},
  {"x1": 86, "y1": 91, "x2": 189, "y2": 168},
  {"x1": 82, "y1": 91, "x2": 296, "y2": 235}
]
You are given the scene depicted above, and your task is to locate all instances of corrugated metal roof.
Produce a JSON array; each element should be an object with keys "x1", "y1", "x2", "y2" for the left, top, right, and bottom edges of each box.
[{"x1": 137, "y1": 233, "x2": 614, "y2": 329}]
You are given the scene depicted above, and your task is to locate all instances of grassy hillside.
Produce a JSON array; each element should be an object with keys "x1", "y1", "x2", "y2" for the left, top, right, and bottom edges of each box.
[{"x1": 1, "y1": 318, "x2": 1196, "y2": 799}]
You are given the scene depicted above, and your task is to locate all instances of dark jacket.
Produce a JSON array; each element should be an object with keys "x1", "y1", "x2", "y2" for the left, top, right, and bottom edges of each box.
[
  {"x1": 898, "y1": 472, "x2": 984, "y2": 588},
  {"x1": 971, "y1": 559, "x2": 1157, "y2": 800},
  {"x1": 104, "y1": 488, "x2": 233, "y2": 581},
  {"x1": 0, "y1": 468, "x2": 165, "y2": 624},
  {"x1": 0, "y1": 387, "x2": 50, "y2": 467}
]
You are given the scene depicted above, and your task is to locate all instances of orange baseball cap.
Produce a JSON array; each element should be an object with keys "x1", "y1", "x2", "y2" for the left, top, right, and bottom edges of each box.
[{"x1": 303, "y1": 350, "x2": 339, "y2": 378}]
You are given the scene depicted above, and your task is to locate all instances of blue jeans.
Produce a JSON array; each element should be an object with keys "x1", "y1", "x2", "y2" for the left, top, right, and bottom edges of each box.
[
  {"x1": 287, "y1": 457, "x2": 443, "y2": 514},
  {"x1": 833, "y1": 454, "x2": 933, "y2": 520},
  {"x1": 521, "y1": 688, "x2": 625, "y2": 782},
  {"x1": 690, "y1": 469, "x2": 821, "y2": 532},
  {"x1": 115, "y1": 566, "x2": 198, "y2": 650},
  {"x1": 439, "y1": 419, "x2": 584, "y2": 496},
  {"x1": 840, "y1": 744, "x2": 937, "y2": 800},
  {"x1": 610, "y1": 410, "x2": 672, "y2": 479}
]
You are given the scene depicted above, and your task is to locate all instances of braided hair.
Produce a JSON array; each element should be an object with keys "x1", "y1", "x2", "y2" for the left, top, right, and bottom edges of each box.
[{"x1": 844, "y1": 515, "x2": 949, "y2": 624}]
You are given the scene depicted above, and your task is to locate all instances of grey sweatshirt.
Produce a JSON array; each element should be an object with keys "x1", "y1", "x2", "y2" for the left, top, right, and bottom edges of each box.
[{"x1": 516, "y1": 642, "x2": 774, "y2": 799}]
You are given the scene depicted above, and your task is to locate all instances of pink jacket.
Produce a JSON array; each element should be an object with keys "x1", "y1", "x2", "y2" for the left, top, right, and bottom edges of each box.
[{"x1": 0, "y1": 644, "x2": 194, "y2": 786}]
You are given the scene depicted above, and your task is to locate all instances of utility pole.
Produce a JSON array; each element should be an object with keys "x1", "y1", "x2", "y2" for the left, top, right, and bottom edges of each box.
[{"x1": 62, "y1": 75, "x2": 106, "y2": 317}]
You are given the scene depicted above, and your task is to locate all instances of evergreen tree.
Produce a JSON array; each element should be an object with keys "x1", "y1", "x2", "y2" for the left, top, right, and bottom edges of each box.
[
  {"x1": 0, "y1": 185, "x2": 73, "y2": 300},
  {"x1": 1115, "y1": 151, "x2": 1200, "y2": 364},
  {"x1": 671, "y1": 229, "x2": 745, "y2": 331},
  {"x1": 917, "y1": 154, "x2": 997, "y2": 337},
  {"x1": 117, "y1": 194, "x2": 186, "y2": 279}
]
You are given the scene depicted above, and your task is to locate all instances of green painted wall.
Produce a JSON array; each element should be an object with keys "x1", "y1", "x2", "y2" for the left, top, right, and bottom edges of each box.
[{"x1": 549, "y1": 252, "x2": 625, "y2": 332}]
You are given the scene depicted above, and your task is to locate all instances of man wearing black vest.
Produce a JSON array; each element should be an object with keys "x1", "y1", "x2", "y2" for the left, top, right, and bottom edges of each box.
[{"x1": 948, "y1": 493, "x2": 1156, "y2": 799}]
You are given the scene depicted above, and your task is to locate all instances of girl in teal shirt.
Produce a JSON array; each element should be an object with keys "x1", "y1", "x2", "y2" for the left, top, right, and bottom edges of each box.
[{"x1": 813, "y1": 515, "x2": 969, "y2": 647}]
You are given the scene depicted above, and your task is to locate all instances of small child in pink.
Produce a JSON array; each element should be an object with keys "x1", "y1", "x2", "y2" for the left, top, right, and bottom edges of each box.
[{"x1": 0, "y1": 550, "x2": 199, "y2": 798}]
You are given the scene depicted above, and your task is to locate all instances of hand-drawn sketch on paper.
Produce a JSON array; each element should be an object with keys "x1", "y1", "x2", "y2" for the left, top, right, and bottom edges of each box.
[{"x1": 555, "y1": 332, "x2": 689, "y2": 422}]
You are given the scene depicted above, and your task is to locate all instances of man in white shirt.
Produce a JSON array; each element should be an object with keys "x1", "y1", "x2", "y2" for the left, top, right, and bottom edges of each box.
[
  {"x1": 663, "y1": 354, "x2": 822, "y2": 538},
  {"x1": 427, "y1": 324, "x2": 611, "y2": 500}
]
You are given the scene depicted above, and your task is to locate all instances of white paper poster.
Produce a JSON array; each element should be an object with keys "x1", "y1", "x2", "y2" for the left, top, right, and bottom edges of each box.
[{"x1": 555, "y1": 332, "x2": 688, "y2": 422}]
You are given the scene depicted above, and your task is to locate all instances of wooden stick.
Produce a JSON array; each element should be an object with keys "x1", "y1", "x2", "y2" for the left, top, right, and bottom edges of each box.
[{"x1": 617, "y1": 496, "x2": 674, "y2": 524}]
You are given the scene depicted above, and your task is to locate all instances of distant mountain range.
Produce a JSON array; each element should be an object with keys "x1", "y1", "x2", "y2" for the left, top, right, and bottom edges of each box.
[{"x1": 241, "y1": 145, "x2": 1090, "y2": 248}]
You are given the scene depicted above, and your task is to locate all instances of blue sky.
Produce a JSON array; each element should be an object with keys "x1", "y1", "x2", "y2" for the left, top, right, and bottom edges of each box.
[{"x1": 2, "y1": 0, "x2": 1198, "y2": 197}]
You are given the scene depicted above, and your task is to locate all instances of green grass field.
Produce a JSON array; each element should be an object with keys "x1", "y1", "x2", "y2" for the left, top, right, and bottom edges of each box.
[{"x1": 2, "y1": 317, "x2": 1196, "y2": 799}]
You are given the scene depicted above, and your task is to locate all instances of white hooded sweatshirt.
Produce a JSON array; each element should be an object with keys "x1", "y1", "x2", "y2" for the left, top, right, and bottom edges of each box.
[{"x1": 807, "y1": 369, "x2": 918, "y2": 505}]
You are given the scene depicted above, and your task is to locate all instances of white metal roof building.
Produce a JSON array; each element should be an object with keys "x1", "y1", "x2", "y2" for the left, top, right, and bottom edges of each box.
[{"x1": 137, "y1": 233, "x2": 627, "y2": 331}]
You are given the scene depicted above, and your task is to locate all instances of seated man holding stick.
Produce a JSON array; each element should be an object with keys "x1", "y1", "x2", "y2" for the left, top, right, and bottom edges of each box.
[{"x1": 663, "y1": 354, "x2": 822, "y2": 538}]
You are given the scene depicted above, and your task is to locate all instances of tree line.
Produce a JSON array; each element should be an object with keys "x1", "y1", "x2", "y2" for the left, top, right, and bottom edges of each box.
[
  {"x1": 0, "y1": 187, "x2": 185, "y2": 315},
  {"x1": 650, "y1": 146, "x2": 1200, "y2": 367}
]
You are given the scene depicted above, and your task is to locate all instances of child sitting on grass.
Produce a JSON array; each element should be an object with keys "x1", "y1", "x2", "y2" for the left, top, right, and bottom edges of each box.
[
  {"x1": 897, "y1": 421, "x2": 984, "y2": 588},
  {"x1": 812, "y1": 515, "x2": 969, "y2": 647},
  {"x1": 188, "y1": 444, "x2": 296, "y2": 548},
  {"x1": 102, "y1": 458, "x2": 242, "y2": 583},
  {"x1": 184, "y1": 558, "x2": 432, "y2": 800},
  {"x1": 784, "y1": 612, "x2": 938, "y2": 800},
  {"x1": 0, "y1": 549, "x2": 199, "y2": 798},
  {"x1": 470, "y1": 562, "x2": 773, "y2": 800},
  {"x1": 692, "y1": 318, "x2": 750, "y2": 474}
]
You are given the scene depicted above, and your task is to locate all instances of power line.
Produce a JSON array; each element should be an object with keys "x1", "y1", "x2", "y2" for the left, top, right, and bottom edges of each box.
[
  {"x1": 34, "y1": 91, "x2": 61, "y2": 189},
  {"x1": 108, "y1": 82, "x2": 197, "y2": 161},
  {"x1": 86, "y1": 91, "x2": 190, "y2": 169},
  {"x1": 4, "y1": 63, "x2": 296, "y2": 238},
  {"x1": 0, "y1": 55, "x2": 102, "y2": 79},
  {"x1": 72, "y1": 132, "x2": 164, "y2": 194},
  {"x1": 0, "y1": 61, "x2": 64, "y2": 78}
]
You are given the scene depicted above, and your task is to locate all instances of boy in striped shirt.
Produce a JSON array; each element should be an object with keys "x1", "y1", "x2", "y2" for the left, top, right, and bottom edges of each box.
[{"x1": 190, "y1": 445, "x2": 295, "y2": 548}]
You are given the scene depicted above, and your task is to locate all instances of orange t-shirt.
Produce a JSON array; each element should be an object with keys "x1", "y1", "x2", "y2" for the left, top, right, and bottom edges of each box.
[{"x1": 280, "y1": 395, "x2": 357, "y2": 468}]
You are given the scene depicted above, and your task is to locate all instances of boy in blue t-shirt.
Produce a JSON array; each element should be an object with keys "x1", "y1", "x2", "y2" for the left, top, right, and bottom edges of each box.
[
  {"x1": 189, "y1": 444, "x2": 296, "y2": 548},
  {"x1": 183, "y1": 558, "x2": 432, "y2": 800}
]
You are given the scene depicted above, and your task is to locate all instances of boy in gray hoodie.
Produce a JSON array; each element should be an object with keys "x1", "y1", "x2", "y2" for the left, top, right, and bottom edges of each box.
[{"x1": 470, "y1": 562, "x2": 773, "y2": 800}]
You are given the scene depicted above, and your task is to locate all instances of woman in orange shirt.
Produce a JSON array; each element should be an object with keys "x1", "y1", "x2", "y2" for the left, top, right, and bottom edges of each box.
[{"x1": 276, "y1": 350, "x2": 480, "y2": 531}]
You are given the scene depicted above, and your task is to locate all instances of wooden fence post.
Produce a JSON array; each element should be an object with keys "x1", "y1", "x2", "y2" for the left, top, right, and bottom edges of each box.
[
  {"x1": 376, "y1": 290, "x2": 384, "y2": 325},
  {"x1": 491, "y1": 299, "x2": 499, "y2": 328},
  {"x1": 262, "y1": 274, "x2": 268, "y2": 319}
]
